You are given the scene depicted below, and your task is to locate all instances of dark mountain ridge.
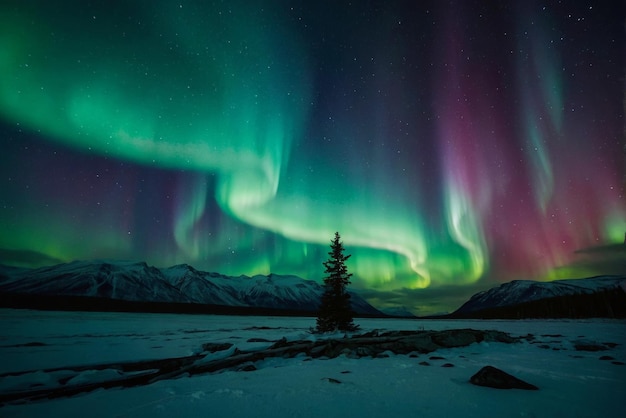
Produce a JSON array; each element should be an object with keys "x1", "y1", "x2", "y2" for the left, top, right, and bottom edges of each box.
[
  {"x1": 0, "y1": 260, "x2": 383, "y2": 316},
  {"x1": 1, "y1": 260, "x2": 624, "y2": 319},
  {"x1": 449, "y1": 275, "x2": 626, "y2": 319}
]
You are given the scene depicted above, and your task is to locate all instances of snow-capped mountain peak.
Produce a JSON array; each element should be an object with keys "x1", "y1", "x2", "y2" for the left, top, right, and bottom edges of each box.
[
  {"x1": 0, "y1": 261, "x2": 381, "y2": 315},
  {"x1": 455, "y1": 275, "x2": 626, "y2": 315}
]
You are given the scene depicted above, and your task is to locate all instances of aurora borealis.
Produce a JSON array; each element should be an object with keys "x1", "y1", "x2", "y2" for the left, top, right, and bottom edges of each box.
[{"x1": 0, "y1": 1, "x2": 624, "y2": 314}]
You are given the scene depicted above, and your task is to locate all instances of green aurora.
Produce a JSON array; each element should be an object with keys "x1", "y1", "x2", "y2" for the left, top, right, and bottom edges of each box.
[{"x1": 0, "y1": 1, "x2": 624, "y2": 313}]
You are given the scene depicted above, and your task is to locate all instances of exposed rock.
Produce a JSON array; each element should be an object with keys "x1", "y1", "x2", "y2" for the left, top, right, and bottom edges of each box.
[
  {"x1": 201, "y1": 342, "x2": 233, "y2": 353},
  {"x1": 269, "y1": 337, "x2": 289, "y2": 349},
  {"x1": 322, "y1": 377, "x2": 341, "y2": 384},
  {"x1": 430, "y1": 356, "x2": 446, "y2": 360},
  {"x1": 237, "y1": 362, "x2": 257, "y2": 372},
  {"x1": 355, "y1": 347, "x2": 373, "y2": 357},
  {"x1": 387, "y1": 333, "x2": 439, "y2": 353},
  {"x1": 358, "y1": 330, "x2": 380, "y2": 338},
  {"x1": 612, "y1": 361, "x2": 624, "y2": 365},
  {"x1": 246, "y1": 338, "x2": 274, "y2": 343},
  {"x1": 483, "y1": 330, "x2": 517, "y2": 344},
  {"x1": 418, "y1": 361, "x2": 431, "y2": 366},
  {"x1": 470, "y1": 366, "x2": 538, "y2": 390},
  {"x1": 432, "y1": 329, "x2": 477, "y2": 347},
  {"x1": 599, "y1": 356, "x2": 615, "y2": 361},
  {"x1": 441, "y1": 363, "x2": 454, "y2": 368},
  {"x1": 574, "y1": 340, "x2": 608, "y2": 352}
]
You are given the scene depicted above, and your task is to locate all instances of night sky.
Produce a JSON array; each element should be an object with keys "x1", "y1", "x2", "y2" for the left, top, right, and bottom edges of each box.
[{"x1": 1, "y1": 1, "x2": 624, "y2": 314}]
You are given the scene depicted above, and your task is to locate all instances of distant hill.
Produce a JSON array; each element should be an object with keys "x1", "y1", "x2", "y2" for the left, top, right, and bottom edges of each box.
[
  {"x1": 379, "y1": 306, "x2": 417, "y2": 318},
  {"x1": 0, "y1": 260, "x2": 383, "y2": 317},
  {"x1": 450, "y1": 276, "x2": 626, "y2": 319}
]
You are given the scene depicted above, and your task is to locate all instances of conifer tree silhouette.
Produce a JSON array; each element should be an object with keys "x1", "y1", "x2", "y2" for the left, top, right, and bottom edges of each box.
[{"x1": 315, "y1": 232, "x2": 358, "y2": 332}]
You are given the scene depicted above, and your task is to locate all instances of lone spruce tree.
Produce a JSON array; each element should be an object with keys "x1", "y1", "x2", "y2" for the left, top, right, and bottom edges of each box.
[{"x1": 315, "y1": 232, "x2": 358, "y2": 333}]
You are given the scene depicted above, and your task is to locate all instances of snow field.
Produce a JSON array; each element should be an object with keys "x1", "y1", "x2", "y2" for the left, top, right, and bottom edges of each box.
[{"x1": 1, "y1": 310, "x2": 624, "y2": 417}]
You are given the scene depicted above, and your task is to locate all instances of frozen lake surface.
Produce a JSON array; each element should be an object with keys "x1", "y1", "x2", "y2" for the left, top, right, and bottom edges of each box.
[{"x1": 1, "y1": 309, "x2": 625, "y2": 417}]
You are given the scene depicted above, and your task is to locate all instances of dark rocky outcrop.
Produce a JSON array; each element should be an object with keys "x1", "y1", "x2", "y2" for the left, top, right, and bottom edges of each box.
[
  {"x1": 201, "y1": 342, "x2": 233, "y2": 353},
  {"x1": 573, "y1": 340, "x2": 609, "y2": 352},
  {"x1": 470, "y1": 365, "x2": 538, "y2": 390}
]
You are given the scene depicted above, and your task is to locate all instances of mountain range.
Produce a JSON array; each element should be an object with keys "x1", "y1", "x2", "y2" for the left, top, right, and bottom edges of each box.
[
  {"x1": 0, "y1": 260, "x2": 382, "y2": 316},
  {"x1": 1, "y1": 260, "x2": 624, "y2": 318},
  {"x1": 450, "y1": 275, "x2": 626, "y2": 319}
]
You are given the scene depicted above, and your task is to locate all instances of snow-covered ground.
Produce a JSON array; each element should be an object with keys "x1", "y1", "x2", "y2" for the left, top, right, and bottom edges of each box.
[{"x1": 1, "y1": 309, "x2": 624, "y2": 417}]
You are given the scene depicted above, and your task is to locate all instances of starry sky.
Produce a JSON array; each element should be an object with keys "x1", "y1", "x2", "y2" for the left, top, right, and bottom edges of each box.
[{"x1": 0, "y1": 1, "x2": 624, "y2": 314}]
